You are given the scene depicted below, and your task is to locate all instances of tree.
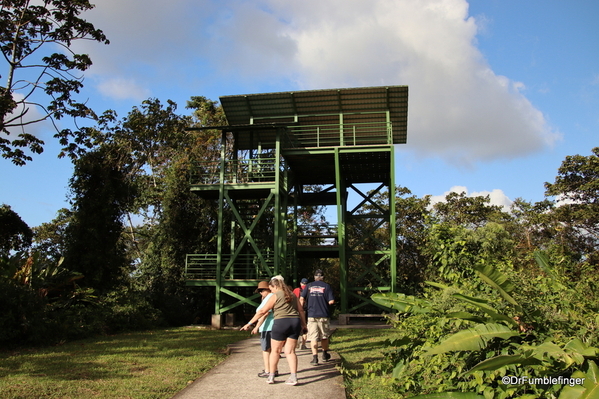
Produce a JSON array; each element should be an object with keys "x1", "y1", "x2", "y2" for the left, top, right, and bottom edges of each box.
[
  {"x1": 545, "y1": 147, "x2": 599, "y2": 205},
  {"x1": 138, "y1": 157, "x2": 220, "y2": 325},
  {"x1": 0, "y1": 203, "x2": 32, "y2": 255},
  {"x1": 393, "y1": 187, "x2": 432, "y2": 292},
  {"x1": 1, "y1": 0, "x2": 109, "y2": 165},
  {"x1": 88, "y1": 99, "x2": 204, "y2": 267},
  {"x1": 75, "y1": 97, "x2": 226, "y2": 323},
  {"x1": 61, "y1": 144, "x2": 132, "y2": 291},
  {"x1": 432, "y1": 191, "x2": 508, "y2": 228},
  {"x1": 32, "y1": 208, "x2": 72, "y2": 264},
  {"x1": 545, "y1": 147, "x2": 599, "y2": 265},
  {"x1": 360, "y1": 187, "x2": 433, "y2": 293}
]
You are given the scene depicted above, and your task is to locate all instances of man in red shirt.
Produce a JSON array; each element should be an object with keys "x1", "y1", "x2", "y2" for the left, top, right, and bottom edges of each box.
[
  {"x1": 293, "y1": 278, "x2": 308, "y2": 349},
  {"x1": 293, "y1": 278, "x2": 308, "y2": 297}
]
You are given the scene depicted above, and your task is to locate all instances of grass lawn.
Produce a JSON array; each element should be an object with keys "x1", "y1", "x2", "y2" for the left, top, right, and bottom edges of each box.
[
  {"x1": 0, "y1": 327, "x2": 243, "y2": 399},
  {"x1": 0, "y1": 326, "x2": 401, "y2": 399},
  {"x1": 333, "y1": 327, "x2": 402, "y2": 399}
]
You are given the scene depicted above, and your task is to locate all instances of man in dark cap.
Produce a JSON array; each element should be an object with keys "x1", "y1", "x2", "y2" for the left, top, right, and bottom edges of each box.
[{"x1": 300, "y1": 269, "x2": 335, "y2": 365}]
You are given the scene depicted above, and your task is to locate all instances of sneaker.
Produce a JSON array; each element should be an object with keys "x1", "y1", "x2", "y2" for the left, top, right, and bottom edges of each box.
[
  {"x1": 257, "y1": 370, "x2": 269, "y2": 378},
  {"x1": 267, "y1": 374, "x2": 275, "y2": 384},
  {"x1": 310, "y1": 356, "x2": 319, "y2": 366},
  {"x1": 322, "y1": 351, "x2": 331, "y2": 362},
  {"x1": 285, "y1": 377, "x2": 298, "y2": 386}
]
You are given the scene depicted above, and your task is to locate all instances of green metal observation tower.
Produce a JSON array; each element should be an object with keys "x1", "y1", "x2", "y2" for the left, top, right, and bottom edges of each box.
[{"x1": 185, "y1": 85, "x2": 408, "y2": 328}]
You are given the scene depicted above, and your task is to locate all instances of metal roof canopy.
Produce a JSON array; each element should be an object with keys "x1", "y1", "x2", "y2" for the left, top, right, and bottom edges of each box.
[{"x1": 219, "y1": 85, "x2": 408, "y2": 150}]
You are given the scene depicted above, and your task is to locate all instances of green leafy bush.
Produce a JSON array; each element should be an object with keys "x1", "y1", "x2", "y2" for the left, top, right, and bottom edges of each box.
[
  {"x1": 366, "y1": 247, "x2": 599, "y2": 398},
  {"x1": 99, "y1": 289, "x2": 165, "y2": 333}
]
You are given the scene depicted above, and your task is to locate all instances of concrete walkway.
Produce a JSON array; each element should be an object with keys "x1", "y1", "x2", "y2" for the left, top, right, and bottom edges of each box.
[
  {"x1": 171, "y1": 337, "x2": 346, "y2": 399},
  {"x1": 171, "y1": 322, "x2": 390, "y2": 399}
]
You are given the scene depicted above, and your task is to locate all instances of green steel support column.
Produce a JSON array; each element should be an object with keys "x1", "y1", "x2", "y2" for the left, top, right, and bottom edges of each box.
[
  {"x1": 215, "y1": 130, "x2": 227, "y2": 315},
  {"x1": 334, "y1": 148, "x2": 348, "y2": 313},
  {"x1": 389, "y1": 147, "x2": 397, "y2": 293},
  {"x1": 292, "y1": 183, "x2": 299, "y2": 285},
  {"x1": 229, "y1": 132, "x2": 237, "y2": 260},
  {"x1": 280, "y1": 185, "x2": 289, "y2": 278},
  {"x1": 386, "y1": 110, "x2": 392, "y2": 144},
  {"x1": 274, "y1": 128, "x2": 282, "y2": 275},
  {"x1": 280, "y1": 161, "x2": 289, "y2": 278},
  {"x1": 339, "y1": 112, "x2": 344, "y2": 146}
]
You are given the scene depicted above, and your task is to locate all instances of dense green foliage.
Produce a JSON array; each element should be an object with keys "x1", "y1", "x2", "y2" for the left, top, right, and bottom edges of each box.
[
  {"x1": 339, "y1": 147, "x2": 599, "y2": 398},
  {"x1": 0, "y1": 97, "x2": 225, "y2": 345}
]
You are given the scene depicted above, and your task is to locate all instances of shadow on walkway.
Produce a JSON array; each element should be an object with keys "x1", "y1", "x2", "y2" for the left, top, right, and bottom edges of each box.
[{"x1": 172, "y1": 337, "x2": 346, "y2": 399}]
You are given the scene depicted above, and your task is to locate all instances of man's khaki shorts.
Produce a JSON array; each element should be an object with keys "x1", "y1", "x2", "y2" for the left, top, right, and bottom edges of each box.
[{"x1": 307, "y1": 317, "x2": 330, "y2": 341}]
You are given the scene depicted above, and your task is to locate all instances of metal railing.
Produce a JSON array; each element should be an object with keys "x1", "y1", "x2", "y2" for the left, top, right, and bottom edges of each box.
[
  {"x1": 190, "y1": 157, "x2": 281, "y2": 185},
  {"x1": 185, "y1": 254, "x2": 220, "y2": 279},
  {"x1": 185, "y1": 253, "x2": 274, "y2": 280},
  {"x1": 296, "y1": 224, "x2": 338, "y2": 246},
  {"x1": 285, "y1": 121, "x2": 392, "y2": 148}
]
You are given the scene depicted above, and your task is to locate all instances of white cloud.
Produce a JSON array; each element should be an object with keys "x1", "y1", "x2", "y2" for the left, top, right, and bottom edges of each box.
[
  {"x1": 2, "y1": 92, "x2": 52, "y2": 139},
  {"x1": 73, "y1": 0, "x2": 559, "y2": 165},
  {"x1": 430, "y1": 185, "x2": 513, "y2": 210},
  {"x1": 96, "y1": 78, "x2": 151, "y2": 102},
  {"x1": 72, "y1": 0, "x2": 216, "y2": 99},
  {"x1": 206, "y1": 0, "x2": 559, "y2": 165}
]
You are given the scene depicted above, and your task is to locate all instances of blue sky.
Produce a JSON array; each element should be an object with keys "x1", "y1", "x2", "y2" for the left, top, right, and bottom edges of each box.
[{"x1": 1, "y1": 0, "x2": 597, "y2": 228}]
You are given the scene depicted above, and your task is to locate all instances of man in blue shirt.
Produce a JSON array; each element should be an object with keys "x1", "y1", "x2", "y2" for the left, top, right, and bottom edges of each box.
[{"x1": 300, "y1": 269, "x2": 335, "y2": 365}]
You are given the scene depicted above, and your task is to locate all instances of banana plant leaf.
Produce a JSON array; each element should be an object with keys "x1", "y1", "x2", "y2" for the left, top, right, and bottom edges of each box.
[
  {"x1": 425, "y1": 323, "x2": 519, "y2": 356},
  {"x1": 467, "y1": 339, "x2": 598, "y2": 376},
  {"x1": 564, "y1": 338, "x2": 599, "y2": 359},
  {"x1": 425, "y1": 281, "x2": 451, "y2": 290},
  {"x1": 446, "y1": 311, "x2": 487, "y2": 323},
  {"x1": 534, "y1": 250, "x2": 569, "y2": 291},
  {"x1": 472, "y1": 263, "x2": 521, "y2": 311},
  {"x1": 464, "y1": 354, "x2": 540, "y2": 374},
  {"x1": 532, "y1": 341, "x2": 575, "y2": 367},
  {"x1": 452, "y1": 293, "x2": 519, "y2": 327},
  {"x1": 371, "y1": 292, "x2": 432, "y2": 314},
  {"x1": 558, "y1": 360, "x2": 599, "y2": 399}
]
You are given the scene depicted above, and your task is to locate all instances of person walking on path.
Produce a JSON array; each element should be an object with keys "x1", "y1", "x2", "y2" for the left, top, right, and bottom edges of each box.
[
  {"x1": 241, "y1": 275, "x2": 307, "y2": 386},
  {"x1": 300, "y1": 269, "x2": 335, "y2": 366},
  {"x1": 293, "y1": 278, "x2": 308, "y2": 298},
  {"x1": 249, "y1": 281, "x2": 276, "y2": 378},
  {"x1": 293, "y1": 277, "x2": 309, "y2": 350}
]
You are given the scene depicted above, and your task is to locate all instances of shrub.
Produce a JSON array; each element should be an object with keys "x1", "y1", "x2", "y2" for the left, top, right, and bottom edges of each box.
[{"x1": 369, "y1": 252, "x2": 599, "y2": 398}]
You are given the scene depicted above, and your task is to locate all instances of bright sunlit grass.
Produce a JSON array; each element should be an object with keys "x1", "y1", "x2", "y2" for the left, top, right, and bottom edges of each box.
[
  {"x1": 333, "y1": 328, "x2": 401, "y2": 399},
  {"x1": 0, "y1": 327, "x2": 243, "y2": 399}
]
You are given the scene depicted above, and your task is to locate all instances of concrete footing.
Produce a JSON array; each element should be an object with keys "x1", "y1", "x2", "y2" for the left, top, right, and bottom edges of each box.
[{"x1": 211, "y1": 313, "x2": 236, "y2": 329}]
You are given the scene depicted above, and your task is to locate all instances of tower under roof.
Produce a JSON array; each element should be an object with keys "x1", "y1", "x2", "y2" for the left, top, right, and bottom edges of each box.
[{"x1": 186, "y1": 85, "x2": 409, "y2": 327}]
